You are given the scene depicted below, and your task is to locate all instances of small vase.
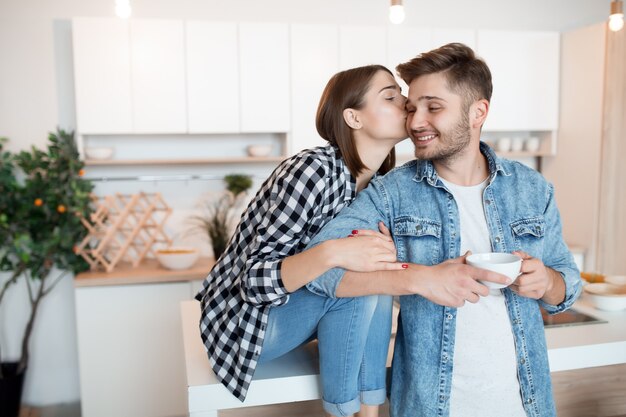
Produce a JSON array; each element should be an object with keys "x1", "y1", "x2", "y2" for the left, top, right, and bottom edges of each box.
[{"x1": 0, "y1": 362, "x2": 26, "y2": 417}]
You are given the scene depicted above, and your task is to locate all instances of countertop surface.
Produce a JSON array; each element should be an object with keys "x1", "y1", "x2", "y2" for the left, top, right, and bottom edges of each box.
[
  {"x1": 180, "y1": 294, "x2": 626, "y2": 390},
  {"x1": 545, "y1": 294, "x2": 626, "y2": 372},
  {"x1": 74, "y1": 257, "x2": 215, "y2": 287}
]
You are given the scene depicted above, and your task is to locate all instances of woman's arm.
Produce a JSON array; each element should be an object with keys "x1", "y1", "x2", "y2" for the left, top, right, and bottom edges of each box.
[{"x1": 280, "y1": 231, "x2": 403, "y2": 292}]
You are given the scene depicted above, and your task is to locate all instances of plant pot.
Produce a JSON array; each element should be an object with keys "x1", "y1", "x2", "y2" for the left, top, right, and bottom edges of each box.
[{"x1": 0, "y1": 362, "x2": 26, "y2": 417}]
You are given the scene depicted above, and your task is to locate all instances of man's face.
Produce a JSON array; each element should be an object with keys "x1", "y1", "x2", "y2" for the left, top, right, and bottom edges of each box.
[{"x1": 405, "y1": 72, "x2": 472, "y2": 162}]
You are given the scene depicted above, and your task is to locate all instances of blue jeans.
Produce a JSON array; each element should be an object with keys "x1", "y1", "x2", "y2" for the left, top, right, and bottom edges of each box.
[{"x1": 258, "y1": 288, "x2": 393, "y2": 416}]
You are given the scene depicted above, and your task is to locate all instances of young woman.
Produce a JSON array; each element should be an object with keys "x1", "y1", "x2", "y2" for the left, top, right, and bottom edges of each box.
[{"x1": 195, "y1": 65, "x2": 408, "y2": 417}]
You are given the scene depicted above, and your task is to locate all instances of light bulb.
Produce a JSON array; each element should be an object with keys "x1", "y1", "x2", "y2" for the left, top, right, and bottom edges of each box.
[
  {"x1": 609, "y1": 14, "x2": 624, "y2": 31},
  {"x1": 389, "y1": 5, "x2": 405, "y2": 24},
  {"x1": 115, "y1": 0, "x2": 132, "y2": 19}
]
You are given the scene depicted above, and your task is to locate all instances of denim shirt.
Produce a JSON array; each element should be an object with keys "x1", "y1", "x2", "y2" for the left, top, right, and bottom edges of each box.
[{"x1": 306, "y1": 142, "x2": 582, "y2": 417}]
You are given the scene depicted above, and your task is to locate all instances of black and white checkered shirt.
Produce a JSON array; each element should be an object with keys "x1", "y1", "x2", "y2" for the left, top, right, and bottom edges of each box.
[{"x1": 195, "y1": 145, "x2": 356, "y2": 401}]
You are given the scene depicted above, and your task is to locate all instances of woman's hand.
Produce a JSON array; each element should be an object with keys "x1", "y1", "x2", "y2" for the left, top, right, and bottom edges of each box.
[{"x1": 329, "y1": 222, "x2": 406, "y2": 272}]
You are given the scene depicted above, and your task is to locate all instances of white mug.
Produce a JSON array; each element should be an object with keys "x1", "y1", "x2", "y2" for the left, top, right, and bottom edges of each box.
[
  {"x1": 466, "y1": 252, "x2": 522, "y2": 289},
  {"x1": 525, "y1": 137, "x2": 541, "y2": 152},
  {"x1": 496, "y1": 137, "x2": 511, "y2": 152}
]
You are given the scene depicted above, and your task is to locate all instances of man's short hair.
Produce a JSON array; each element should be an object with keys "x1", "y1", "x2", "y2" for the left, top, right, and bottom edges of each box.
[{"x1": 396, "y1": 43, "x2": 492, "y2": 106}]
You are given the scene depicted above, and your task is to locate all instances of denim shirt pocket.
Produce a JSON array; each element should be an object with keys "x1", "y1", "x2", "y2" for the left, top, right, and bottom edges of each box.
[
  {"x1": 393, "y1": 216, "x2": 442, "y2": 265},
  {"x1": 510, "y1": 217, "x2": 545, "y2": 256}
]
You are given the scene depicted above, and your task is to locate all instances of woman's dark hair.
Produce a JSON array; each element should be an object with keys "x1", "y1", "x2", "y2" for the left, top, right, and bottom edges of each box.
[
  {"x1": 316, "y1": 65, "x2": 396, "y2": 177},
  {"x1": 396, "y1": 43, "x2": 492, "y2": 108}
]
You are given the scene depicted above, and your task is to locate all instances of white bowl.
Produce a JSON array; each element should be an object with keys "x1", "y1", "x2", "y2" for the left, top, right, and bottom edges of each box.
[
  {"x1": 605, "y1": 275, "x2": 626, "y2": 286},
  {"x1": 584, "y1": 283, "x2": 626, "y2": 311},
  {"x1": 155, "y1": 247, "x2": 199, "y2": 270},
  {"x1": 466, "y1": 252, "x2": 522, "y2": 289},
  {"x1": 85, "y1": 147, "x2": 114, "y2": 160},
  {"x1": 246, "y1": 144, "x2": 273, "y2": 157}
]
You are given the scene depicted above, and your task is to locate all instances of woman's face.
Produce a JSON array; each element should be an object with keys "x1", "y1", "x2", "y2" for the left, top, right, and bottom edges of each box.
[{"x1": 356, "y1": 70, "x2": 408, "y2": 144}]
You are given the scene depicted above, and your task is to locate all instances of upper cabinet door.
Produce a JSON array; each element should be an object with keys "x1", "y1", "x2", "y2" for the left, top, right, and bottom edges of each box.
[
  {"x1": 477, "y1": 30, "x2": 560, "y2": 131},
  {"x1": 290, "y1": 24, "x2": 339, "y2": 155},
  {"x1": 339, "y1": 25, "x2": 386, "y2": 71},
  {"x1": 130, "y1": 19, "x2": 187, "y2": 134},
  {"x1": 239, "y1": 23, "x2": 290, "y2": 133},
  {"x1": 186, "y1": 22, "x2": 240, "y2": 133},
  {"x1": 72, "y1": 18, "x2": 133, "y2": 134}
]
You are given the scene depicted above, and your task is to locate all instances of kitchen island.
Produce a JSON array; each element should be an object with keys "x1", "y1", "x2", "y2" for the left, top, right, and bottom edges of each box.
[{"x1": 181, "y1": 295, "x2": 626, "y2": 417}]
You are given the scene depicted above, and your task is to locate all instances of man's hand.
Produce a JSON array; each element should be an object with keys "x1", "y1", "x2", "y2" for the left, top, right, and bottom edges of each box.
[
  {"x1": 408, "y1": 252, "x2": 512, "y2": 308},
  {"x1": 509, "y1": 251, "x2": 565, "y2": 304}
]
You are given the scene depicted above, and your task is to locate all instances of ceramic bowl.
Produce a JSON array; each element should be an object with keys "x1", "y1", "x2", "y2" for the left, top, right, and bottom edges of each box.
[
  {"x1": 85, "y1": 146, "x2": 114, "y2": 160},
  {"x1": 605, "y1": 275, "x2": 626, "y2": 286},
  {"x1": 466, "y1": 252, "x2": 522, "y2": 289},
  {"x1": 246, "y1": 144, "x2": 273, "y2": 157},
  {"x1": 155, "y1": 247, "x2": 199, "y2": 270},
  {"x1": 584, "y1": 283, "x2": 626, "y2": 311}
]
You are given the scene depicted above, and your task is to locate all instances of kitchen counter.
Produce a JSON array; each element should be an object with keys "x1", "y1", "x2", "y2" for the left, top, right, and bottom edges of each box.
[
  {"x1": 546, "y1": 294, "x2": 626, "y2": 372},
  {"x1": 74, "y1": 257, "x2": 215, "y2": 287}
]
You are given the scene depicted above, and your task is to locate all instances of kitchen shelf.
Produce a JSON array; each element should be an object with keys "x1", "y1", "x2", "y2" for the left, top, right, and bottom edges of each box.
[{"x1": 85, "y1": 156, "x2": 286, "y2": 166}]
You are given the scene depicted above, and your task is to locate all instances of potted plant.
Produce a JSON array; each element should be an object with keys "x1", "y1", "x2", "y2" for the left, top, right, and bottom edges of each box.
[
  {"x1": 188, "y1": 174, "x2": 253, "y2": 260},
  {"x1": 0, "y1": 129, "x2": 93, "y2": 417}
]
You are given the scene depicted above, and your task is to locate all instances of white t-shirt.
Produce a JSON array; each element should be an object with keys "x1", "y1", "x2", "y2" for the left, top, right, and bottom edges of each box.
[{"x1": 439, "y1": 177, "x2": 526, "y2": 417}]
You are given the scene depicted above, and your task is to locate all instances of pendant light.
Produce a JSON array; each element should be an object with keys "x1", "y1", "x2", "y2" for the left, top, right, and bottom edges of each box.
[
  {"x1": 115, "y1": 0, "x2": 132, "y2": 19},
  {"x1": 389, "y1": 0, "x2": 405, "y2": 25},
  {"x1": 609, "y1": 0, "x2": 624, "y2": 32}
]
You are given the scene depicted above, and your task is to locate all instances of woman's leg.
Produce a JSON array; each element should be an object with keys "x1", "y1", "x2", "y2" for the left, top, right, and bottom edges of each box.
[
  {"x1": 258, "y1": 287, "x2": 326, "y2": 363},
  {"x1": 317, "y1": 294, "x2": 381, "y2": 417},
  {"x1": 356, "y1": 295, "x2": 394, "y2": 417},
  {"x1": 259, "y1": 289, "x2": 388, "y2": 417}
]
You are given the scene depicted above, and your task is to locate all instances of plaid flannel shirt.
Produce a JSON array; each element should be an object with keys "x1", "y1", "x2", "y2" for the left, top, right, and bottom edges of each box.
[{"x1": 195, "y1": 145, "x2": 356, "y2": 401}]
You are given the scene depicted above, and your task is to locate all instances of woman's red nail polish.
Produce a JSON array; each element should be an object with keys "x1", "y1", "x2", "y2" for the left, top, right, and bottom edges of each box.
[
  {"x1": 352, "y1": 230, "x2": 358, "y2": 235},
  {"x1": 402, "y1": 264, "x2": 408, "y2": 269}
]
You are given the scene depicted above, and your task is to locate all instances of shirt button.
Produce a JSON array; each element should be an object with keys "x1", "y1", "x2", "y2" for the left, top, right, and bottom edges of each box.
[
  {"x1": 485, "y1": 200, "x2": 491, "y2": 205},
  {"x1": 439, "y1": 395, "x2": 446, "y2": 401},
  {"x1": 494, "y1": 236, "x2": 501, "y2": 243},
  {"x1": 254, "y1": 351, "x2": 260, "y2": 357},
  {"x1": 442, "y1": 354, "x2": 449, "y2": 362},
  {"x1": 526, "y1": 398, "x2": 533, "y2": 404},
  {"x1": 261, "y1": 324, "x2": 266, "y2": 331},
  {"x1": 446, "y1": 313, "x2": 453, "y2": 320},
  {"x1": 520, "y1": 358, "x2": 526, "y2": 365},
  {"x1": 513, "y1": 319, "x2": 519, "y2": 325},
  {"x1": 416, "y1": 225, "x2": 422, "y2": 232}
]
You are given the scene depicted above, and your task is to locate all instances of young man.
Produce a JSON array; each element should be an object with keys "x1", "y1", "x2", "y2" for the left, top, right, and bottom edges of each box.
[{"x1": 305, "y1": 43, "x2": 581, "y2": 417}]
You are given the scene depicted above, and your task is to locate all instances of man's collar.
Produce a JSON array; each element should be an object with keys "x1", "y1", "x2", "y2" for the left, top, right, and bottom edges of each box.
[{"x1": 413, "y1": 141, "x2": 510, "y2": 185}]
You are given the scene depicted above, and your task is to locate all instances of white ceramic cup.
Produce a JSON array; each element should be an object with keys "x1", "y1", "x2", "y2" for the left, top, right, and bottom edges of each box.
[
  {"x1": 466, "y1": 252, "x2": 522, "y2": 289},
  {"x1": 496, "y1": 137, "x2": 511, "y2": 152},
  {"x1": 524, "y1": 136, "x2": 541, "y2": 152},
  {"x1": 511, "y1": 137, "x2": 524, "y2": 152}
]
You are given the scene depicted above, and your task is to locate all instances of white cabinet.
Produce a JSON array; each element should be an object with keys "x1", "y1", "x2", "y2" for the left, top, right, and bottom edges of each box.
[
  {"x1": 75, "y1": 281, "x2": 200, "y2": 417},
  {"x1": 72, "y1": 18, "x2": 187, "y2": 135},
  {"x1": 186, "y1": 21, "x2": 240, "y2": 133},
  {"x1": 289, "y1": 24, "x2": 339, "y2": 154},
  {"x1": 72, "y1": 18, "x2": 133, "y2": 134},
  {"x1": 239, "y1": 23, "x2": 290, "y2": 133},
  {"x1": 339, "y1": 25, "x2": 387, "y2": 71},
  {"x1": 477, "y1": 30, "x2": 560, "y2": 131},
  {"x1": 130, "y1": 19, "x2": 187, "y2": 134}
]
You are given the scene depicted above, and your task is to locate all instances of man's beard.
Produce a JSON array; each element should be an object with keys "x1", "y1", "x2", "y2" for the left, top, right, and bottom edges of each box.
[{"x1": 413, "y1": 112, "x2": 471, "y2": 164}]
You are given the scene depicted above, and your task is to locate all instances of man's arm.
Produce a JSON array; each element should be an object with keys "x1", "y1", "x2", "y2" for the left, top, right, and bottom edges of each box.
[
  {"x1": 511, "y1": 184, "x2": 582, "y2": 312},
  {"x1": 336, "y1": 256, "x2": 512, "y2": 307}
]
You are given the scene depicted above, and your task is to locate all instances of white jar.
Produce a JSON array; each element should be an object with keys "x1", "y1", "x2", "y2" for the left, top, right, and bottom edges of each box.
[
  {"x1": 511, "y1": 137, "x2": 524, "y2": 152},
  {"x1": 496, "y1": 137, "x2": 511, "y2": 152},
  {"x1": 524, "y1": 136, "x2": 541, "y2": 152}
]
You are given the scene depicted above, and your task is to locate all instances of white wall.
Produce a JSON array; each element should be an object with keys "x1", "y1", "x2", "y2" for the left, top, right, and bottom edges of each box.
[{"x1": 0, "y1": 0, "x2": 612, "y2": 407}]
